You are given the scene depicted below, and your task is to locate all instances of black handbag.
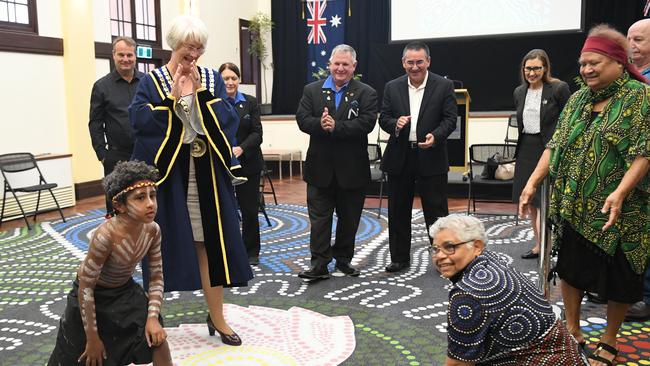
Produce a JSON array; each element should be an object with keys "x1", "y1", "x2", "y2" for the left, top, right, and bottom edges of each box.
[{"x1": 481, "y1": 152, "x2": 500, "y2": 180}]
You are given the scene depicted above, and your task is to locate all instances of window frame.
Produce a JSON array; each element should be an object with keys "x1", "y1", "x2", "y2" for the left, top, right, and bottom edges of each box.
[
  {"x1": 109, "y1": 0, "x2": 162, "y2": 47},
  {"x1": 0, "y1": 0, "x2": 63, "y2": 56},
  {"x1": 0, "y1": 0, "x2": 38, "y2": 34}
]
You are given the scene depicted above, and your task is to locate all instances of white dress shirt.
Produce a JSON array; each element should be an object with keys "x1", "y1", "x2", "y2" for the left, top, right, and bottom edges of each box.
[
  {"x1": 522, "y1": 88, "x2": 542, "y2": 134},
  {"x1": 407, "y1": 72, "x2": 429, "y2": 142}
]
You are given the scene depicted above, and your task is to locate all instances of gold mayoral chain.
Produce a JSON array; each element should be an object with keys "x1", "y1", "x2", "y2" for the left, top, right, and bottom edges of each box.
[
  {"x1": 178, "y1": 98, "x2": 191, "y2": 117},
  {"x1": 191, "y1": 138, "x2": 207, "y2": 157}
]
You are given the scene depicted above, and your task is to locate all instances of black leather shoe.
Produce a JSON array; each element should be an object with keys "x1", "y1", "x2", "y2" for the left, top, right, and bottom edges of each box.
[
  {"x1": 521, "y1": 250, "x2": 539, "y2": 259},
  {"x1": 335, "y1": 262, "x2": 360, "y2": 276},
  {"x1": 298, "y1": 266, "x2": 330, "y2": 280},
  {"x1": 625, "y1": 301, "x2": 650, "y2": 321},
  {"x1": 385, "y1": 262, "x2": 410, "y2": 273}
]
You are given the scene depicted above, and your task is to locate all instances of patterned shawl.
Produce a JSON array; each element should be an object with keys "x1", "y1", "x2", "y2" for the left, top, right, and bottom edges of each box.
[{"x1": 547, "y1": 71, "x2": 650, "y2": 274}]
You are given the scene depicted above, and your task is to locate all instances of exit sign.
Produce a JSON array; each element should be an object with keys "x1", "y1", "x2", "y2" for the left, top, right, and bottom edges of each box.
[{"x1": 136, "y1": 45, "x2": 152, "y2": 59}]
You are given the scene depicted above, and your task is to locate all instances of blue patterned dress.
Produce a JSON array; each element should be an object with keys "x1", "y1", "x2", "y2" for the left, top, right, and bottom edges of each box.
[{"x1": 446, "y1": 251, "x2": 587, "y2": 365}]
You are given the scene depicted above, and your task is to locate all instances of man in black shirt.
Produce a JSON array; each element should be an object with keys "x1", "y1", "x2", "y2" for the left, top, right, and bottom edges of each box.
[{"x1": 89, "y1": 36, "x2": 144, "y2": 215}]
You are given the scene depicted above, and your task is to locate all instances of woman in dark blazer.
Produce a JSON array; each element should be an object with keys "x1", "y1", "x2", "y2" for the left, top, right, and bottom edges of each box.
[
  {"x1": 512, "y1": 49, "x2": 570, "y2": 259},
  {"x1": 219, "y1": 62, "x2": 264, "y2": 265}
]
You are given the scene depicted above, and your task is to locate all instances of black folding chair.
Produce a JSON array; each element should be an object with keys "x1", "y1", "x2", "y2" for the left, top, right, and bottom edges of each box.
[
  {"x1": 258, "y1": 170, "x2": 272, "y2": 227},
  {"x1": 504, "y1": 114, "x2": 518, "y2": 145},
  {"x1": 260, "y1": 160, "x2": 277, "y2": 205},
  {"x1": 466, "y1": 144, "x2": 518, "y2": 223},
  {"x1": 367, "y1": 143, "x2": 387, "y2": 218},
  {"x1": 0, "y1": 153, "x2": 66, "y2": 230}
]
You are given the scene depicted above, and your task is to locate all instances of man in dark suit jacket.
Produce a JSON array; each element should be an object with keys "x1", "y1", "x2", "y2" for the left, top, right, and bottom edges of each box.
[
  {"x1": 296, "y1": 44, "x2": 378, "y2": 280},
  {"x1": 379, "y1": 42, "x2": 457, "y2": 273}
]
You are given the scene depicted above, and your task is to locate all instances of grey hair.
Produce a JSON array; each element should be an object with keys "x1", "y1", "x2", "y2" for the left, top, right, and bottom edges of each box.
[
  {"x1": 330, "y1": 44, "x2": 357, "y2": 63},
  {"x1": 166, "y1": 15, "x2": 209, "y2": 51},
  {"x1": 429, "y1": 214, "x2": 488, "y2": 245}
]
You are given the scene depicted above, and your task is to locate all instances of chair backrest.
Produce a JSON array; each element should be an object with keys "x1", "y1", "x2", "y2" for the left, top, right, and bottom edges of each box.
[
  {"x1": 0, "y1": 153, "x2": 38, "y2": 173},
  {"x1": 469, "y1": 144, "x2": 516, "y2": 164},
  {"x1": 508, "y1": 114, "x2": 518, "y2": 128},
  {"x1": 504, "y1": 114, "x2": 518, "y2": 143},
  {"x1": 367, "y1": 143, "x2": 382, "y2": 163}
]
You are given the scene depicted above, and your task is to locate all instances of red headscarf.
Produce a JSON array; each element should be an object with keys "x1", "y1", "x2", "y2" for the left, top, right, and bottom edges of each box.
[{"x1": 581, "y1": 36, "x2": 647, "y2": 83}]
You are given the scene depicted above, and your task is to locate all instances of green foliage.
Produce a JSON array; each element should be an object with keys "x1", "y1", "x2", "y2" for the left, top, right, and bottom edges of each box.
[
  {"x1": 248, "y1": 11, "x2": 274, "y2": 64},
  {"x1": 312, "y1": 67, "x2": 363, "y2": 81},
  {"x1": 311, "y1": 67, "x2": 330, "y2": 80}
]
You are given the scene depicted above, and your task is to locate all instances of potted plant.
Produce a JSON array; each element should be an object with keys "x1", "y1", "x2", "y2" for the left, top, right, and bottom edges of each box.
[
  {"x1": 312, "y1": 67, "x2": 363, "y2": 81},
  {"x1": 248, "y1": 11, "x2": 274, "y2": 114}
]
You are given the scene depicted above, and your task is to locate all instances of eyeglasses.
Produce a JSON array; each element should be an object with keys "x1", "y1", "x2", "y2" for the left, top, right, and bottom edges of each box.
[
  {"x1": 523, "y1": 66, "x2": 543, "y2": 73},
  {"x1": 184, "y1": 44, "x2": 205, "y2": 54},
  {"x1": 404, "y1": 59, "x2": 427, "y2": 67},
  {"x1": 427, "y1": 239, "x2": 474, "y2": 256}
]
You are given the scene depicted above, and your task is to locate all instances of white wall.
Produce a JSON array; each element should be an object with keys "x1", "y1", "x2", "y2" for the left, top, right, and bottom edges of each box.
[
  {"x1": 467, "y1": 117, "x2": 514, "y2": 146},
  {"x1": 0, "y1": 0, "x2": 67, "y2": 155},
  {"x1": 92, "y1": 0, "x2": 111, "y2": 43},
  {"x1": 0, "y1": 52, "x2": 68, "y2": 155},
  {"x1": 196, "y1": 0, "x2": 273, "y2": 102},
  {"x1": 38, "y1": 0, "x2": 62, "y2": 38},
  {"x1": 198, "y1": 1, "x2": 258, "y2": 68}
]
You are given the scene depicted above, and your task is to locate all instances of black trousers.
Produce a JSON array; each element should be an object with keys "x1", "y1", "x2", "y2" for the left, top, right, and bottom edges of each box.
[
  {"x1": 235, "y1": 172, "x2": 261, "y2": 259},
  {"x1": 306, "y1": 180, "x2": 366, "y2": 268},
  {"x1": 387, "y1": 148, "x2": 448, "y2": 263},
  {"x1": 103, "y1": 149, "x2": 132, "y2": 214}
]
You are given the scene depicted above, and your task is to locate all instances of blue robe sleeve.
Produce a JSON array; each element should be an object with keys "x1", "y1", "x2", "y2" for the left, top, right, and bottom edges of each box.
[
  {"x1": 212, "y1": 70, "x2": 243, "y2": 172},
  {"x1": 129, "y1": 69, "x2": 245, "y2": 185}
]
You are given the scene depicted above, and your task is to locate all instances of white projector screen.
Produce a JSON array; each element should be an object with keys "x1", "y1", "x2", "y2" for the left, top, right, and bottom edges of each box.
[{"x1": 390, "y1": 0, "x2": 584, "y2": 42}]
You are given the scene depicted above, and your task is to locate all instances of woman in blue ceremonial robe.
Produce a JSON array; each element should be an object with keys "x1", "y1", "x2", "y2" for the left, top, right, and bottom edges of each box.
[{"x1": 129, "y1": 15, "x2": 253, "y2": 346}]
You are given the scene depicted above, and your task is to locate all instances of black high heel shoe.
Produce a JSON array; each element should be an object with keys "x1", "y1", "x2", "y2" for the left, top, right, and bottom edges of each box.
[{"x1": 206, "y1": 314, "x2": 242, "y2": 346}]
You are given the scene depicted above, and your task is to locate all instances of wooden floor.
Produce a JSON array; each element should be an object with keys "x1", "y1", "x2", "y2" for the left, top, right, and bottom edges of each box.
[{"x1": 0, "y1": 174, "x2": 517, "y2": 231}]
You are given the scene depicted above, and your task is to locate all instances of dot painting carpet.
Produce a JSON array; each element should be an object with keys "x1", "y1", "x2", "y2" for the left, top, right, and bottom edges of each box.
[{"x1": 0, "y1": 205, "x2": 649, "y2": 365}]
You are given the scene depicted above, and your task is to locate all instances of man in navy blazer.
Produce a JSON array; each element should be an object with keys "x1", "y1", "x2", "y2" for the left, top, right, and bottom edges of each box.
[
  {"x1": 379, "y1": 42, "x2": 457, "y2": 273},
  {"x1": 296, "y1": 44, "x2": 378, "y2": 280}
]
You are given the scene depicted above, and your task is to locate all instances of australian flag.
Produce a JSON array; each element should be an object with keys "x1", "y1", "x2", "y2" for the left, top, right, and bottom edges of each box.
[{"x1": 305, "y1": 0, "x2": 346, "y2": 81}]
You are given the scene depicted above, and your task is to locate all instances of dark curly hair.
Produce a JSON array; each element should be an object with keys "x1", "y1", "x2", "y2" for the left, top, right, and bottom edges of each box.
[{"x1": 103, "y1": 160, "x2": 159, "y2": 207}]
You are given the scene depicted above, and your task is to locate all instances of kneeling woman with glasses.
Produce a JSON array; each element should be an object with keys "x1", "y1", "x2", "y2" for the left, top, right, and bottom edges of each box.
[{"x1": 429, "y1": 214, "x2": 586, "y2": 366}]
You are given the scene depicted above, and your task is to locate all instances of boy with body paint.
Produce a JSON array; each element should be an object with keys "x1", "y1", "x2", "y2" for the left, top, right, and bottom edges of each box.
[{"x1": 48, "y1": 160, "x2": 172, "y2": 366}]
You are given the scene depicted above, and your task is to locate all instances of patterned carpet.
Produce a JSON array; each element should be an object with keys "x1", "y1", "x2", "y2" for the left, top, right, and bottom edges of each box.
[{"x1": 0, "y1": 205, "x2": 649, "y2": 365}]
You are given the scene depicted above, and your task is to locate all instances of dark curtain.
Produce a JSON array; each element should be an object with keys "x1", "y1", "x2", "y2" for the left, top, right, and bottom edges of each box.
[
  {"x1": 271, "y1": 0, "x2": 308, "y2": 114},
  {"x1": 345, "y1": 0, "x2": 389, "y2": 90},
  {"x1": 271, "y1": 0, "x2": 645, "y2": 112}
]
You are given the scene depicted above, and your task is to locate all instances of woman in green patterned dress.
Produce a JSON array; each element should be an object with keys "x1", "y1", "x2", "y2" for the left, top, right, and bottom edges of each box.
[{"x1": 519, "y1": 25, "x2": 650, "y2": 366}]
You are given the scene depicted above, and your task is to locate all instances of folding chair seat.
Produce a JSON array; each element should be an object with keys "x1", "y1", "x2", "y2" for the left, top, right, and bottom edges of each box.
[{"x1": 0, "y1": 153, "x2": 66, "y2": 230}]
